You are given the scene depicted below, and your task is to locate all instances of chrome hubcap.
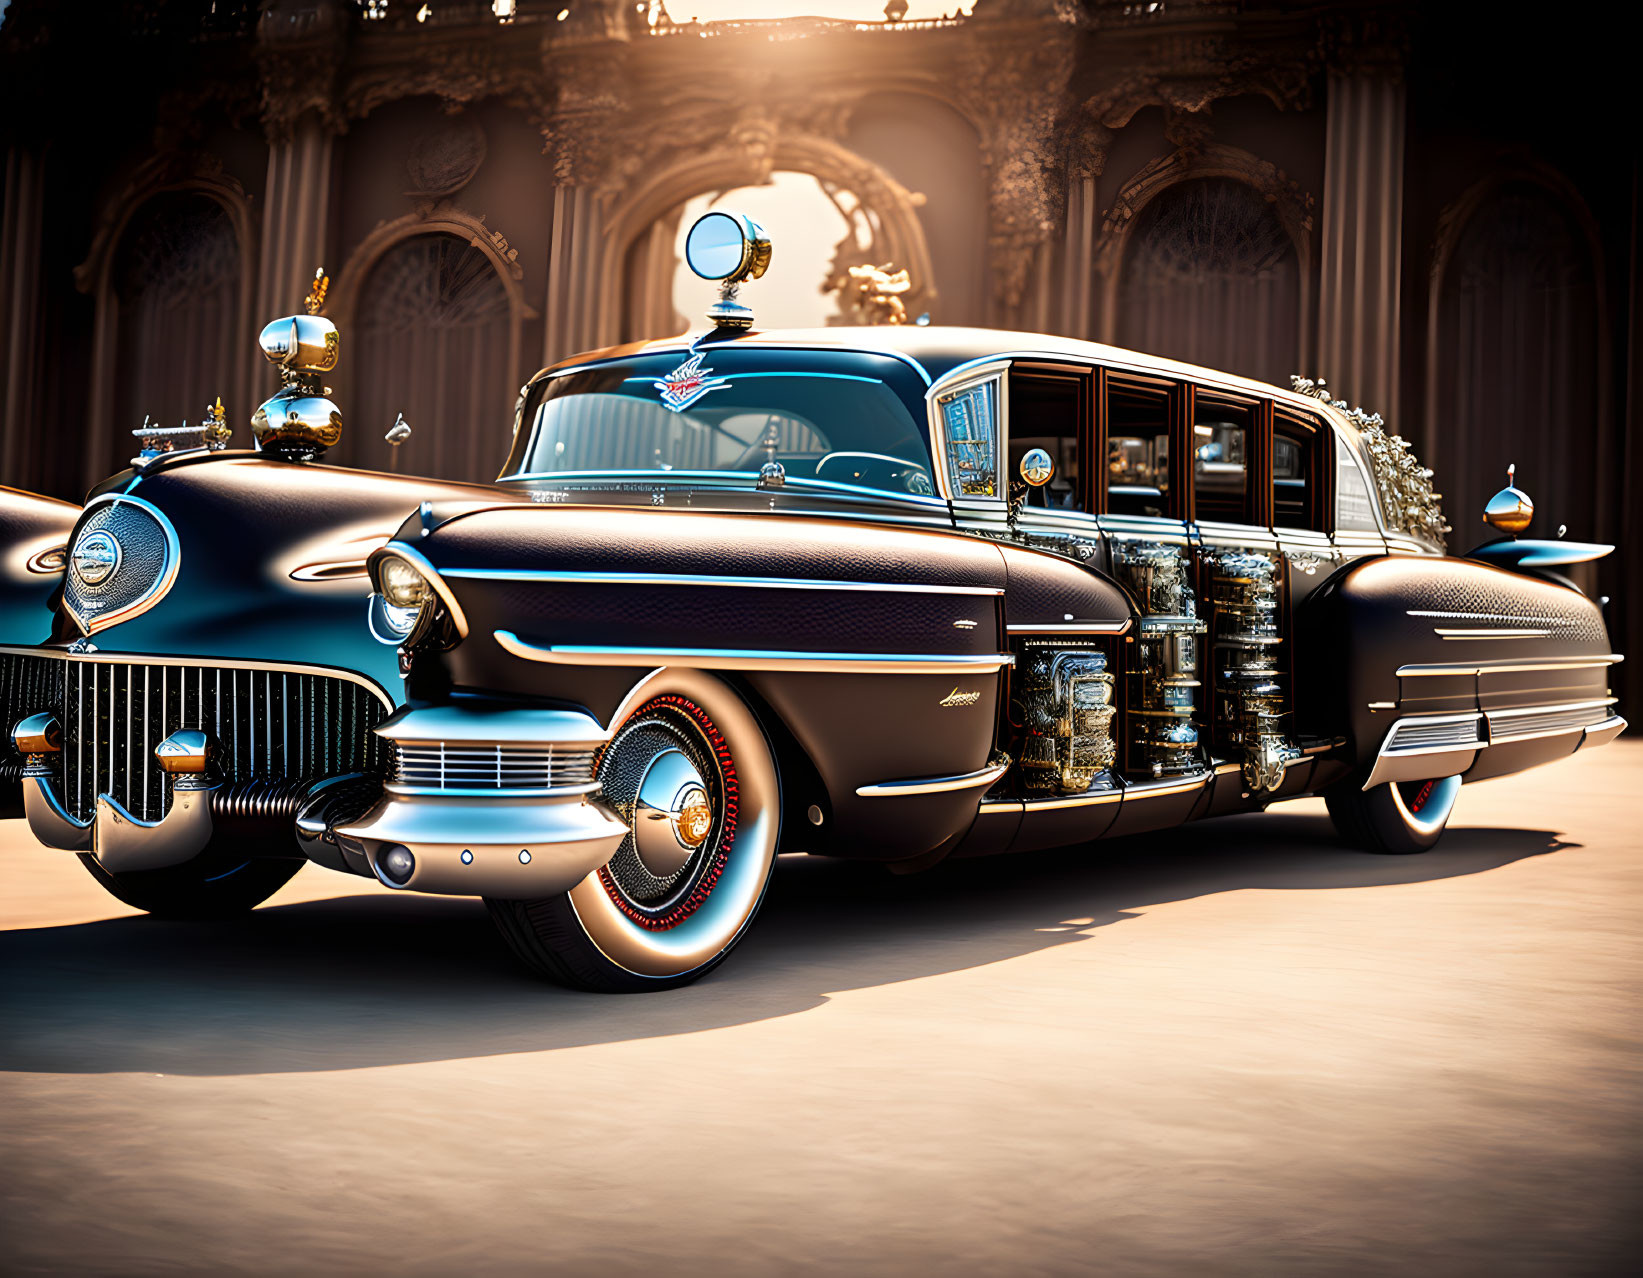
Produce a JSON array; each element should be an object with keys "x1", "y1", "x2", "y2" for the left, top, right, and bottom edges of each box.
[{"x1": 631, "y1": 748, "x2": 714, "y2": 877}]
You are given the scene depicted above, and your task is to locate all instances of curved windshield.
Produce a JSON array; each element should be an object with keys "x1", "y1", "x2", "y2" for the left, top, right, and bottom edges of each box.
[{"x1": 505, "y1": 347, "x2": 937, "y2": 499}]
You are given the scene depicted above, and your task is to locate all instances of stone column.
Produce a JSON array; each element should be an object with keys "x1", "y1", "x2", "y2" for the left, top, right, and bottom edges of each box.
[
  {"x1": 256, "y1": 117, "x2": 334, "y2": 324},
  {"x1": 542, "y1": 185, "x2": 609, "y2": 367},
  {"x1": 1316, "y1": 71, "x2": 1406, "y2": 419},
  {"x1": 0, "y1": 145, "x2": 45, "y2": 488}
]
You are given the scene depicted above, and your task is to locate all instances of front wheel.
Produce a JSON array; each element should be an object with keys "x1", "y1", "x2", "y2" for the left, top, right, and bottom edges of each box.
[
  {"x1": 1325, "y1": 775, "x2": 1462, "y2": 855},
  {"x1": 487, "y1": 669, "x2": 781, "y2": 992}
]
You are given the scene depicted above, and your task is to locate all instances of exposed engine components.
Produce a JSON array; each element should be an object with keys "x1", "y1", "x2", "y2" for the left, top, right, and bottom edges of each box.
[
  {"x1": 1017, "y1": 645, "x2": 1116, "y2": 794},
  {"x1": 1209, "y1": 549, "x2": 1301, "y2": 792},
  {"x1": 1112, "y1": 541, "x2": 1208, "y2": 777}
]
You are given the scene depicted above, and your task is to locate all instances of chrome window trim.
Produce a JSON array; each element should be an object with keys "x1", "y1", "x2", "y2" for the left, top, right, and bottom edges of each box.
[
  {"x1": 855, "y1": 760, "x2": 1011, "y2": 798},
  {"x1": 62, "y1": 494, "x2": 182, "y2": 637},
  {"x1": 0, "y1": 644, "x2": 395, "y2": 711},
  {"x1": 443, "y1": 569, "x2": 1002, "y2": 597},
  {"x1": 493, "y1": 630, "x2": 1014, "y2": 675}
]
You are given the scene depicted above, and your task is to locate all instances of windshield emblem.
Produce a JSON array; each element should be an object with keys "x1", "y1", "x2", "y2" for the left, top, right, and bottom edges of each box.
[{"x1": 654, "y1": 351, "x2": 730, "y2": 413}]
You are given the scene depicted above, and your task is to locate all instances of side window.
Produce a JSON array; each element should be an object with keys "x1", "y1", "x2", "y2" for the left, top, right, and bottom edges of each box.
[
  {"x1": 1334, "y1": 432, "x2": 1381, "y2": 532},
  {"x1": 1008, "y1": 369, "x2": 1087, "y2": 510},
  {"x1": 1192, "y1": 394, "x2": 1254, "y2": 523},
  {"x1": 935, "y1": 374, "x2": 1001, "y2": 498},
  {"x1": 1106, "y1": 380, "x2": 1174, "y2": 518},
  {"x1": 1273, "y1": 412, "x2": 1323, "y2": 530}
]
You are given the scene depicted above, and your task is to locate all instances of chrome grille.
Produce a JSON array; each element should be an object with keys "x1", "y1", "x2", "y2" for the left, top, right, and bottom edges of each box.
[
  {"x1": 1, "y1": 652, "x2": 65, "y2": 780},
  {"x1": 1387, "y1": 716, "x2": 1483, "y2": 752},
  {"x1": 1488, "y1": 701, "x2": 1613, "y2": 741},
  {"x1": 389, "y1": 741, "x2": 597, "y2": 793},
  {"x1": 29, "y1": 657, "x2": 387, "y2": 824}
]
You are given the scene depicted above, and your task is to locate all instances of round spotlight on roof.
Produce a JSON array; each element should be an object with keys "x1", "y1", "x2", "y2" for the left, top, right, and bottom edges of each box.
[{"x1": 684, "y1": 211, "x2": 772, "y2": 330}]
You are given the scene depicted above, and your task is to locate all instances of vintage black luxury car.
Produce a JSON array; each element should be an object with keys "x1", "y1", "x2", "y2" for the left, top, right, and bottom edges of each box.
[{"x1": 0, "y1": 213, "x2": 1626, "y2": 990}]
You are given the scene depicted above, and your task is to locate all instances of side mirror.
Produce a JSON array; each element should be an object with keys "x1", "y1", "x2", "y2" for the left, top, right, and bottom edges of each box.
[{"x1": 1019, "y1": 447, "x2": 1055, "y2": 488}]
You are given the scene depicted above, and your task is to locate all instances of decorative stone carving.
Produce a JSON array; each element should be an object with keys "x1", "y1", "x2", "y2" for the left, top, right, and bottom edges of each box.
[{"x1": 406, "y1": 116, "x2": 488, "y2": 198}]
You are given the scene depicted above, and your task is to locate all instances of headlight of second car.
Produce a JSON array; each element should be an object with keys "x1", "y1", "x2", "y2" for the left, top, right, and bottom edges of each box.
[{"x1": 370, "y1": 551, "x2": 435, "y2": 643}]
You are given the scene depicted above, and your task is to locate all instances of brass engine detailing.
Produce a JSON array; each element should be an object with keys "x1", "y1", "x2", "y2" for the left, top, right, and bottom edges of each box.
[
  {"x1": 1016, "y1": 644, "x2": 1116, "y2": 794},
  {"x1": 1208, "y1": 549, "x2": 1300, "y2": 792},
  {"x1": 251, "y1": 267, "x2": 344, "y2": 462},
  {"x1": 1291, "y1": 374, "x2": 1448, "y2": 548},
  {"x1": 1112, "y1": 541, "x2": 1207, "y2": 777}
]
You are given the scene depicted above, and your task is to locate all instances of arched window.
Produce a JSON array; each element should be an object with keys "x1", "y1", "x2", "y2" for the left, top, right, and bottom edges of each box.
[
  {"x1": 345, "y1": 234, "x2": 513, "y2": 483},
  {"x1": 112, "y1": 193, "x2": 241, "y2": 461},
  {"x1": 1117, "y1": 177, "x2": 1300, "y2": 384},
  {"x1": 1432, "y1": 186, "x2": 1599, "y2": 540}
]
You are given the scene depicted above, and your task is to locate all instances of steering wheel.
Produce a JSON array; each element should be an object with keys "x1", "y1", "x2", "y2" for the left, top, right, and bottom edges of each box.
[{"x1": 815, "y1": 451, "x2": 934, "y2": 495}]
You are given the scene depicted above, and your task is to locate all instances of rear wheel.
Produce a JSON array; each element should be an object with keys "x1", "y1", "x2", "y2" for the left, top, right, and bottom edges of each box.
[
  {"x1": 1326, "y1": 775, "x2": 1461, "y2": 855},
  {"x1": 76, "y1": 847, "x2": 302, "y2": 918},
  {"x1": 486, "y1": 669, "x2": 780, "y2": 992}
]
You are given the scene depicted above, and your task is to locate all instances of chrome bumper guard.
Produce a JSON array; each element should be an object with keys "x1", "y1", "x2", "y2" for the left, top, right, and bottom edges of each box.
[
  {"x1": 23, "y1": 769, "x2": 217, "y2": 873},
  {"x1": 1364, "y1": 698, "x2": 1624, "y2": 791},
  {"x1": 330, "y1": 703, "x2": 626, "y2": 899}
]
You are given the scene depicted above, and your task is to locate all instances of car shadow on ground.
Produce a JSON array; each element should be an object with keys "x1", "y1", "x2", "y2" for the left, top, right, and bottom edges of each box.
[{"x1": 0, "y1": 811, "x2": 1574, "y2": 1077}]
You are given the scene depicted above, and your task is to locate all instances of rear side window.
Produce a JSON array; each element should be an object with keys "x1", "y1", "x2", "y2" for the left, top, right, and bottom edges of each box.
[
  {"x1": 1106, "y1": 380, "x2": 1173, "y2": 517},
  {"x1": 1335, "y1": 433, "x2": 1380, "y2": 532},
  {"x1": 1008, "y1": 369, "x2": 1088, "y2": 511},
  {"x1": 1273, "y1": 412, "x2": 1323, "y2": 530},
  {"x1": 1192, "y1": 395, "x2": 1254, "y2": 523}
]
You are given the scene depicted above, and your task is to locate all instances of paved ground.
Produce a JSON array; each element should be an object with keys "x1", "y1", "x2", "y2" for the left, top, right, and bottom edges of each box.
[{"x1": 2, "y1": 742, "x2": 1641, "y2": 1277}]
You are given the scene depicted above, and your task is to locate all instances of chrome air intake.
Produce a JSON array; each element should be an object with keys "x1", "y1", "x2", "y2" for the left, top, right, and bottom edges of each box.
[{"x1": 388, "y1": 741, "x2": 597, "y2": 795}]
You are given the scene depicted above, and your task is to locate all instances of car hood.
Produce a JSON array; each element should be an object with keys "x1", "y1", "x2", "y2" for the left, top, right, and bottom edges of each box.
[{"x1": 36, "y1": 453, "x2": 522, "y2": 703}]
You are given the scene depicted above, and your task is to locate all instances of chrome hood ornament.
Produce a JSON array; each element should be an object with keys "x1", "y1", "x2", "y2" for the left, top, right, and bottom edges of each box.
[{"x1": 250, "y1": 267, "x2": 343, "y2": 462}]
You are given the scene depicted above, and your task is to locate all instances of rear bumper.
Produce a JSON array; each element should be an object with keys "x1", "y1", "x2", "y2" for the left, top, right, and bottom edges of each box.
[{"x1": 1364, "y1": 700, "x2": 1625, "y2": 790}]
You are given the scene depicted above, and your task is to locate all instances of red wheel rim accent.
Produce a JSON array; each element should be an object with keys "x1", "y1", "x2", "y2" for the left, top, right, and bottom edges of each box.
[{"x1": 597, "y1": 694, "x2": 739, "y2": 932}]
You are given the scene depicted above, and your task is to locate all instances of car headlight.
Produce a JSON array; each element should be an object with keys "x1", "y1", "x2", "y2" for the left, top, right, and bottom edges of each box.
[{"x1": 380, "y1": 556, "x2": 430, "y2": 609}]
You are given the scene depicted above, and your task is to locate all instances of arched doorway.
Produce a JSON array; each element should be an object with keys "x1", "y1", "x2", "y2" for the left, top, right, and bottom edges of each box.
[
  {"x1": 1115, "y1": 176, "x2": 1302, "y2": 384},
  {"x1": 111, "y1": 192, "x2": 243, "y2": 468},
  {"x1": 343, "y1": 233, "x2": 514, "y2": 482},
  {"x1": 1430, "y1": 185, "x2": 1600, "y2": 540}
]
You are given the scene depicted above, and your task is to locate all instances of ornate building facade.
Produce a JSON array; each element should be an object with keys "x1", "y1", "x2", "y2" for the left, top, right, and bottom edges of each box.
[{"x1": 2, "y1": 0, "x2": 1639, "y2": 713}]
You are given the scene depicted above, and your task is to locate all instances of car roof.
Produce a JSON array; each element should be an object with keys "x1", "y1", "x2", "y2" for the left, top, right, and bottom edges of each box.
[{"x1": 545, "y1": 325, "x2": 1364, "y2": 438}]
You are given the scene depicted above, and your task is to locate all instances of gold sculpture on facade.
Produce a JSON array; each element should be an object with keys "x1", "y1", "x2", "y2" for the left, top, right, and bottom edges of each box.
[{"x1": 838, "y1": 262, "x2": 913, "y2": 326}]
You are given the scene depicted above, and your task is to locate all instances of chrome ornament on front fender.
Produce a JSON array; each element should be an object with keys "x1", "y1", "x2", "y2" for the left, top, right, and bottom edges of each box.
[{"x1": 61, "y1": 494, "x2": 180, "y2": 635}]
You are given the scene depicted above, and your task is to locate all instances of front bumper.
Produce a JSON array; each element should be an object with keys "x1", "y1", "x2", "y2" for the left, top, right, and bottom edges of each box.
[
  {"x1": 333, "y1": 790, "x2": 627, "y2": 898},
  {"x1": 328, "y1": 701, "x2": 627, "y2": 899}
]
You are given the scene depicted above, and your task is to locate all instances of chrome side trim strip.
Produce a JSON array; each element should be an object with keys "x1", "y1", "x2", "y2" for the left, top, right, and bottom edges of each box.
[
  {"x1": 1120, "y1": 774, "x2": 1211, "y2": 799},
  {"x1": 443, "y1": 569, "x2": 1002, "y2": 597},
  {"x1": 1018, "y1": 787, "x2": 1126, "y2": 811},
  {"x1": 1006, "y1": 620, "x2": 1132, "y2": 636},
  {"x1": 493, "y1": 630, "x2": 1014, "y2": 675},
  {"x1": 855, "y1": 760, "x2": 1010, "y2": 798},
  {"x1": 1396, "y1": 654, "x2": 1624, "y2": 678},
  {"x1": 0, "y1": 645, "x2": 395, "y2": 711},
  {"x1": 1435, "y1": 628, "x2": 1553, "y2": 640}
]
